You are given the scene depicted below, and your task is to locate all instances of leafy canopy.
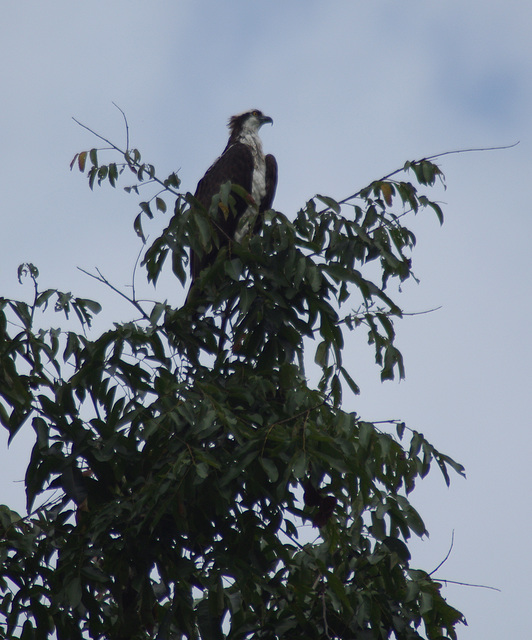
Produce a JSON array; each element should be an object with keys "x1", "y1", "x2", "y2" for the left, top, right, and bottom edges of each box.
[{"x1": 0, "y1": 121, "x2": 465, "y2": 640}]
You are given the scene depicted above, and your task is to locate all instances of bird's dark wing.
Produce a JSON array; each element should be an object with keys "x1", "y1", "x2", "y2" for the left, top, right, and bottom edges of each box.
[
  {"x1": 190, "y1": 143, "x2": 254, "y2": 282},
  {"x1": 194, "y1": 143, "x2": 254, "y2": 211},
  {"x1": 260, "y1": 154, "x2": 278, "y2": 212}
]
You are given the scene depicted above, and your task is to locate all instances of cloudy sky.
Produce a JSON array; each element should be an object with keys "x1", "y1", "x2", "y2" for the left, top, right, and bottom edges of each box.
[{"x1": 1, "y1": 2, "x2": 531, "y2": 638}]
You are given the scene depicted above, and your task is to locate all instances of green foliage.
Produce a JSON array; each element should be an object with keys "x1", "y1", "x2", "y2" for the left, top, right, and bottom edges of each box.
[{"x1": 0, "y1": 134, "x2": 466, "y2": 640}]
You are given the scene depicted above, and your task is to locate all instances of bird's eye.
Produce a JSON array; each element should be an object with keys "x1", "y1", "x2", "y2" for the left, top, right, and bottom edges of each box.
[{"x1": 252, "y1": 110, "x2": 259, "y2": 116}]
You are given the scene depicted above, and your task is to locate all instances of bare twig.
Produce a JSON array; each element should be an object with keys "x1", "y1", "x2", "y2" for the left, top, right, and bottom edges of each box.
[
  {"x1": 402, "y1": 306, "x2": 442, "y2": 316},
  {"x1": 112, "y1": 102, "x2": 130, "y2": 151},
  {"x1": 73, "y1": 117, "x2": 125, "y2": 154},
  {"x1": 427, "y1": 531, "x2": 501, "y2": 592},
  {"x1": 423, "y1": 141, "x2": 519, "y2": 163},
  {"x1": 430, "y1": 530, "x2": 455, "y2": 575},
  {"x1": 77, "y1": 266, "x2": 150, "y2": 321},
  {"x1": 322, "y1": 589, "x2": 330, "y2": 639},
  {"x1": 436, "y1": 578, "x2": 501, "y2": 593},
  {"x1": 72, "y1": 117, "x2": 181, "y2": 198},
  {"x1": 320, "y1": 141, "x2": 520, "y2": 213},
  {"x1": 130, "y1": 241, "x2": 146, "y2": 304},
  {"x1": 340, "y1": 306, "x2": 443, "y2": 330}
]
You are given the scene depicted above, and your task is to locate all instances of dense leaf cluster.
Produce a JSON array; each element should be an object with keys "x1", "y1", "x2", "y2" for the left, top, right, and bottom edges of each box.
[{"x1": 0, "y1": 137, "x2": 465, "y2": 639}]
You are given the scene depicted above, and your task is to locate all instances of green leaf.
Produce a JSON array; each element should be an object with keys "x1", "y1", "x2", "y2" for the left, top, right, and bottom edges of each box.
[
  {"x1": 260, "y1": 458, "x2": 279, "y2": 482},
  {"x1": 428, "y1": 199, "x2": 444, "y2": 224},
  {"x1": 77, "y1": 151, "x2": 87, "y2": 172},
  {"x1": 381, "y1": 344, "x2": 405, "y2": 381},
  {"x1": 88, "y1": 166, "x2": 97, "y2": 189},
  {"x1": 36, "y1": 289, "x2": 56, "y2": 308},
  {"x1": 196, "y1": 462, "x2": 209, "y2": 478},
  {"x1": 108, "y1": 162, "x2": 118, "y2": 187},
  {"x1": 316, "y1": 194, "x2": 341, "y2": 214},
  {"x1": 76, "y1": 298, "x2": 102, "y2": 314},
  {"x1": 314, "y1": 340, "x2": 329, "y2": 367},
  {"x1": 194, "y1": 211, "x2": 213, "y2": 248},
  {"x1": 64, "y1": 577, "x2": 82, "y2": 608},
  {"x1": 420, "y1": 590, "x2": 433, "y2": 615},
  {"x1": 156, "y1": 197, "x2": 167, "y2": 213},
  {"x1": 383, "y1": 536, "x2": 411, "y2": 563},
  {"x1": 63, "y1": 332, "x2": 79, "y2": 362},
  {"x1": 224, "y1": 259, "x2": 243, "y2": 281},
  {"x1": 291, "y1": 451, "x2": 307, "y2": 478},
  {"x1": 140, "y1": 201, "x2": 153, "y2": 219},
  {"x1": 339, "y1": 366, "x2": 360, "y2": 395},
  {"x1": 134, "y1": 212, "x2": 145, "y2": 240},
  {"x1": 149, "y1": 302, "x2": 166, "y2": 325},
  {"x1": 20, "y1": 620, "x2": 35, "y2": 640},
  {"x1": 396, "y1": 422, "x2": 406, "y2": 439}
]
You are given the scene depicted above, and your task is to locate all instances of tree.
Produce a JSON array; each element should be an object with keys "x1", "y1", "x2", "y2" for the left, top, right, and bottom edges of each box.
[{"x1": 0, "y1": 117, "x2": 466, "y2": 640}]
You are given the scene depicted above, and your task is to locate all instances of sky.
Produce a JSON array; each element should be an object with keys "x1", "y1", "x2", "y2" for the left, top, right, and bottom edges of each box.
[{"x1": 1, "y1": 1, "x2": 531, "y2": 638}]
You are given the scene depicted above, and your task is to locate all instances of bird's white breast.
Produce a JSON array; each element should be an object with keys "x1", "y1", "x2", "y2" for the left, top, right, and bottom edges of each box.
[
  {"x1": 239, "y1": 131, "x2": 267, "y2": 204},
  {"x1": 233, "y1": 130, "x2": 267, "y2": 241}
]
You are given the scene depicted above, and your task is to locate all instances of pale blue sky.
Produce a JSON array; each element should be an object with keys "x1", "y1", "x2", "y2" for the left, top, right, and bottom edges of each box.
[{"x1": 1, "y1": 2, "x2": 531, "y2": 638}]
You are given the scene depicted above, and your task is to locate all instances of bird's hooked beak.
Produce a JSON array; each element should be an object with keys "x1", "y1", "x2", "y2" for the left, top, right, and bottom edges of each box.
[{"x1": 260, "y1": 114, "x2": 273, "y2": 127}]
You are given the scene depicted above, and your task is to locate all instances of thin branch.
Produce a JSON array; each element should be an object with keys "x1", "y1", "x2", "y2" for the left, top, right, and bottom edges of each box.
[
  {"x1": 430, "y1": 530, "x2": 454, "y2": 575},
  {"x1": 130, "y1": 240, "x2": 147, "y2": 304},
  {"x1": 322, "y1": 589, "x2": 331, "y2": 639},
  {"x1": 1, "y1": 493, "x2": 65, "y2": 539},
  {"x1": 261, "y1": 402, "x2": 323, "y2": 457},
  {"x1": 112, "y1": 102, "x2": 130, "y2": 151},
  {"x1": 72, "y1": 117, "x2": 181, "y2": 198},
  {"x1": 322, "y1": 141, "x2": 520, "y2": 213},
  {"x1": 340, "y1": 306, "x2": 443, "y2": 329},
  {"x1": 77, "y1": 266, "x2": 150, "y2": 321},
  {"x1": 268, "y1": 400, "x2": 326, "y2": 428},
  {"x1": 423, "y1": 141, "x2": 519, "y2": 163},
  {"x1": 72, "y1": 117, "x2": 125, "y2": 154},
  {"x1": 402, "y1": 306, "x2": 442, "y2": 316},
  {"x1": 427, "y1": 531, "x2": 500, "y2": 591},
  {"x1": 436, "y1": 578, "x2": 501, "y2": 592}
]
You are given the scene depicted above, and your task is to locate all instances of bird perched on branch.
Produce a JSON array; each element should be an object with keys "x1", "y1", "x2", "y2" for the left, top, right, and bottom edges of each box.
[{"x1": 189, "y1": 109, "x2": 278, "y2": 287}]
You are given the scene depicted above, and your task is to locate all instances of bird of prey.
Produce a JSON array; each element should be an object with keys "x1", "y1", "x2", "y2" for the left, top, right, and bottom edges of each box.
[{"x1": 189, "y1": 109, "x2": 277, "y2": 286}]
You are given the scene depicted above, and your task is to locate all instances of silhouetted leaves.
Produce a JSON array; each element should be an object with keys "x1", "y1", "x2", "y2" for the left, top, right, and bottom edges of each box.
[{"x1": 0, "y1": 144, "x2": 466, "y2": 639}]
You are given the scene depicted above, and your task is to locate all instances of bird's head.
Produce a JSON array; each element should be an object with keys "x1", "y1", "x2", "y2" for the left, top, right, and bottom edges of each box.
[{"x1": 228, "y1": 109, "x2": 273, "y2": 136}]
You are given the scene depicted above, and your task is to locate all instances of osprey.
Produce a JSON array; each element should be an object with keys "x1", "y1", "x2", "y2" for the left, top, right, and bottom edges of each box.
[{"x1": 190, "y1": 109, "x2": 277, "y2": 284}]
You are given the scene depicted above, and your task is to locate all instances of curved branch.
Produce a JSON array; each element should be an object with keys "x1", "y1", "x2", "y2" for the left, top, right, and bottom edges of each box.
[
  {"x1": 77, "y1": 266, "x2": 151, "y2": 322},
  {"x1": 323, "y1": 141, "x2": 520, "y2": 212},
  {"x1": 435, "y1": 578, "x2": 501, "y2": 592},
  {"x1": 430, "y1": 530, "x2": 455, "y2": 575},
  {"x1": 72, "y1": 117, "x2": 181, "y2": 198},
  {"x1": 112, "y1": 102, "x2": 130, "y2": 151}
]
